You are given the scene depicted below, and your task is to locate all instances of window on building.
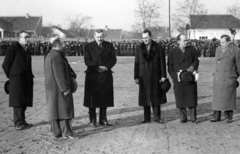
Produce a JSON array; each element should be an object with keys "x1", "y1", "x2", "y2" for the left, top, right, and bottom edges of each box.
[{"x1": 199, "y1": 36, "x2": 208, "y2": 40}]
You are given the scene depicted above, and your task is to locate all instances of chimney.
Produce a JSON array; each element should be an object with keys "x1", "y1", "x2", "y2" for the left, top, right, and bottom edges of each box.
[
  {"x1": 26, "y1": 13, "x2": 30, "y2": 19},
  {"x1": 105, "y1": 25, "x2": 108, "y2": 31}
]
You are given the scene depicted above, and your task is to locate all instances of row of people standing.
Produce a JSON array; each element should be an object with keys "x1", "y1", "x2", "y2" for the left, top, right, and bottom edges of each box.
[{"x1": 2, "y1": 30, "x2": 240, "y2": 139}]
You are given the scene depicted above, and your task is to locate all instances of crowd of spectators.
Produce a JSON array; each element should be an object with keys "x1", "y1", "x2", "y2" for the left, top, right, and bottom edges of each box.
[{"x1": 0, "y1": 38, "x2": 239, "y2": 57}]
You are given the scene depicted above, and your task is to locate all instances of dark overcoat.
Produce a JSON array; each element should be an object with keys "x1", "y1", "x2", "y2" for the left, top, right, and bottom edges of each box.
[
  {"x1": 2, "y1": 42, "x2": 34, "y2": 107},
  {"x1": 44, "y1": 49, "x2": 74, "y2": 120},
  {"x1": 167, "y1": 46, "x2": 199, "y2": 108},
  {"x1": 83, "y1": 41, "x2": 117, "y2": 108},
  {"x1": 134, "y1": 40, "x2": 167, "y2": 106},
  {"x1": 212, "y1": 43, "x2": 240, "y2": 110}
]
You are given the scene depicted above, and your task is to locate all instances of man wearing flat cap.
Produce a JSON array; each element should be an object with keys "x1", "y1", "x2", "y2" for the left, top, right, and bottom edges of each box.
[
  {"x1": 134, "y1": 29, "x2": 167, "y2": 124},
  {"x1": 83, "y1": 29, "x2": 117, "y2": 127},
  {"x1": 2, "y1": 31, "x2": 34, "y2": 130},
  {"x1": 167, "y1": 34, "x2": 199, "y2": 123}
]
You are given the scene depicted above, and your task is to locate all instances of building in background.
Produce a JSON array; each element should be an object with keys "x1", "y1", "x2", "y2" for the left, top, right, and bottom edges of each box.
[
  {"x1": 189, "y1": 14, "x2": 240, "y2": 40},
  {"x1": 0, "y1": 13, "x2": 42, "y2": 38}
]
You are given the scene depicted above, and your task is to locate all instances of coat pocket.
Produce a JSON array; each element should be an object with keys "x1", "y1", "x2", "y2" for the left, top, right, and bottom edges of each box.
[{"x1": 229, "y1": 73, "x2": 238, "y2": 78}]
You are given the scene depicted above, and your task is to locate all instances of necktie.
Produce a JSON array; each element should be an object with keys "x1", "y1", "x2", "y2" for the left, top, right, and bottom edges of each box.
[{"x1": 99, "y1": 43, "x2": 102, "y2": 48}]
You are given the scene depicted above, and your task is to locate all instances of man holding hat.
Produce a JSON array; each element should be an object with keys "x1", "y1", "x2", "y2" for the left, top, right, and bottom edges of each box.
[
  {"x1": 44, "y1": 35, "x2": 77, "y2": 139},
  {"x1": 167, "y1": 34, "x2": 199, "y2": 123},
  {"x1": 134, "y1": 29, "x2": 168, "y2": 124},
  {"x1": 2, "y1": 31, "x2": 34, "y2": 130},
  {"x1": 211, "y1": 35, "x2": 240, "y2": 123}
]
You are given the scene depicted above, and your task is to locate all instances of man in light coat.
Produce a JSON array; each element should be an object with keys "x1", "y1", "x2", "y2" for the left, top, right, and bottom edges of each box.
[
  {"x1": 134, "y1": 29, "x2": 167, "y2": 124},
  {"x1": 211, "y1": 35, "x2": 240, "y2": 123},
  {"x1": 44, "y1": 36, "x2": 76, "y2": 139}
]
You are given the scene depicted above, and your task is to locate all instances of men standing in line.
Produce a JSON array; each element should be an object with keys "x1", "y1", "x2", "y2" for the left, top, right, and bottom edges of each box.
[
  {"x1": 167, "y1": 34, "x2": 199, "y2": 123},
  {"x1": 2, "y1": 31, "x2": 34, "y2": 130},
  {"x1": 83, "y1": 29, "x2": 117, "y2": 127},
  {"x1": 134, "y1": 29, "x2": 167, "y2": 124},
  {"x1": 44, "y1": 36, "x2": 76, "y2": 139},
  {"x1": 211, "y1": 35, "x2": 240, "y2": 123}
]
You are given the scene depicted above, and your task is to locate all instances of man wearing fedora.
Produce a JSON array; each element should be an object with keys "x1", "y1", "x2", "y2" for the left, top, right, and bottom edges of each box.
[
  {"x1": 167, "y1": 34, "x2": 199, "y2": 123},
  {"x1": 134, "y1": 29, "x2": 168, "y2": 124},
  {"x1": 211, "y1": 35, "x2": 240, "y2": 123},
  {"x1": 2, "y1": 31, "x2": 34, "y2": 130},
  {"x1": 83, "y1": 29, "x2": 117, "y2": 127},
  {"x1": 44, "y1": 36, "x2": 77, "y2": 139}
]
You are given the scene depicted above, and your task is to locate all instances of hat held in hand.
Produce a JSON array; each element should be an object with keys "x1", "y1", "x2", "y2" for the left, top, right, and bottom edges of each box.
[
  {"x1": 160, "y1": 78, "x2": 171, "y2": 93},
  {"x1": 4, "y1": 80, "x2": 9, "y2": 94},
  {"x1": 71, "y1": 78, "x2": 78, "y2": 93},
  {"x1": 179, "y1": 70, "x2": 196, "y2": 85}
]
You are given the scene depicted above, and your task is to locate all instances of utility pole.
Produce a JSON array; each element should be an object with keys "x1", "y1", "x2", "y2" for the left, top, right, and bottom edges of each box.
[{"x1": 169, "y1": 0, "x2": 171, "y2": 38}]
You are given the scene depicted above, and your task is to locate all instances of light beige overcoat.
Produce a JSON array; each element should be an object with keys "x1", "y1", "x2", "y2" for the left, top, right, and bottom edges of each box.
[{"x1": 212, "y1": 43, "x2": 240, "y2": 110}]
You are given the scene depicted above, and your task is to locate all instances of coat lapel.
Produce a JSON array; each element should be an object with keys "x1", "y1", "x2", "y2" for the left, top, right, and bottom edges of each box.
[
  {"x1": 99, "y1": 41, "x2": 107, "y2": 56},
  {"x1": 141, "y1": 40, "x2": 157, "y2": 62},
  {"x1": 180, "y1": 47, "x2": 192, "y2": 64},
  {"x1": 218, "y1": 44, "x2": 233, "y2": 60}
]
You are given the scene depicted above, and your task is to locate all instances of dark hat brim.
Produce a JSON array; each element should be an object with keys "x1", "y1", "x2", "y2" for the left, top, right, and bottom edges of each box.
[
  {"x1": 160, "y1": 79, "x2": 171, "y2": 93},
  {"x1": 4, "y1": 80, "x2": 9, "y2": 94},
  {"x1": 179, "y1": 70, "x2": 195, "y2": 85},
  {"x1": 71, "y1": 78, "x2": 78, "y2": 93}
]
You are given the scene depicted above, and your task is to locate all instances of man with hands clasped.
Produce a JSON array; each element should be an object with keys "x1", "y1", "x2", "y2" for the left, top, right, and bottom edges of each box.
[{"x1": 83, "y1": 29, "x2": 117, "y2": 127}]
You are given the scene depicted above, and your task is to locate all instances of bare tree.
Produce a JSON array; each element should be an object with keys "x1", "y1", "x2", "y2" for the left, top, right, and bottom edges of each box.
[
  {"x1": 172, "y1": 0, "x2": 208, "y2": 31},
  {"x1": 227, "y1": 3, "x2": 240, "y2": 19},
  {"x1": 66, "y1": 14, "x2": 93, "y2": 37},
  {"x1": 132, "y1": 0, "x2": 163, "y2": 31}
]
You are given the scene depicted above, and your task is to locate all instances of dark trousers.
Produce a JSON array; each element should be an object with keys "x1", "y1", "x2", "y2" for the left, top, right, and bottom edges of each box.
[
  {"x1": 89, "y1": 107, "x2": 108, "y2": 123},
  {"x1": 179, "y1": 107, "x2": 197, "y2": 122},
  {"x1": 143, "y1": 105, "x2": 161, "y2": 121},
  {"x1": 212, "y1": 110, "x2": 233, "y2": 121},
  {"x1": 13, "y1": 106, "x2": 27, "y2": 126},
  {"x1": 51, "y1": 119, "x2": 73, "y2": 137}
]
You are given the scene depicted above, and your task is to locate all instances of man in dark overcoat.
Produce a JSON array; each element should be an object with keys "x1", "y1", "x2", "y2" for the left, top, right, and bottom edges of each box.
[
  {"x1": 2, "y1": 31, "x2": 34, "y2": 130},
  {"x1": 84, "y1": 29, "x2": 117, "y2": 127},
  {"x1": 211, "y1": 35, "x2": 240, "y2": 123},
  {"x1": 134, "y1": 29, "x2": 167, "y2": 124},
  {"x1": 44, "y1": 36, "x2": 76, "y2": 139},
  {"x1": 167, "y1": 34, "x2": 199, "y2": 123}
]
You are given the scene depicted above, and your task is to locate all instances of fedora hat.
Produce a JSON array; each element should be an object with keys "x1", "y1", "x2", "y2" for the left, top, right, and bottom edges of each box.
[
  {"x1": 160, "y1": 78, "x2": 171, "y2": 93},
  {"x1": 71, "y1": 78, "x2": 78, "y2": 93},
  {"x1": 179, "y1": 70, "x2": 195, "y2": 85},
  {"x1": 4, "y1": 80, "x2": 9, "y2": 94}
]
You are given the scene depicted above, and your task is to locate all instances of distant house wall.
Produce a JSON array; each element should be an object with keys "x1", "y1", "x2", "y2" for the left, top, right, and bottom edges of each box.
[{"x1": 189, "y1": 28, "x2": 240, "y2": 40}]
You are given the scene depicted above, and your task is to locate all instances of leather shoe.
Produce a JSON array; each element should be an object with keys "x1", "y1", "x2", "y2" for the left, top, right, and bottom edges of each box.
[
  {"x1": 24, "y1": 122, "x2": 33, "y2": 127},
  {"x1": 192, "y1": 120, "x2": 198, "y2": 124},
  {"x1": 140, "y1": 120, "x2": 151, "y2": 124},
  {"x1": 180, "y1": 120, "x2": 187, "y2": 123},
  {"x1": 210, "y1": 119, "x2": 220, "y2": 122},
  {"x1": 90, "y1": 123, "x2": 97, "y2": 128},
  {"x1": 99, "y1": 121, "x2": 113, "y2": 126},
  {"x1": 225, "y1": 119, "x2": 232, "y2": 123},
  {"x1": 155, "y1": 119, "x2": 164, "y2": 124}
]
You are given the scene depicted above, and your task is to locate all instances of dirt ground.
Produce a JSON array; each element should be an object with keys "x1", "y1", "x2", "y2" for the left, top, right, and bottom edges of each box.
[{"x1": 0, "y1": 56, "x2": 240, "y2": 154}]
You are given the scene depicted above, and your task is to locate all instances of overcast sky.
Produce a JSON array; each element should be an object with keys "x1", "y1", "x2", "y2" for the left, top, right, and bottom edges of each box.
[{"x1": 0, "y1": 0, "x2": 239, "y2": 30}]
